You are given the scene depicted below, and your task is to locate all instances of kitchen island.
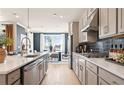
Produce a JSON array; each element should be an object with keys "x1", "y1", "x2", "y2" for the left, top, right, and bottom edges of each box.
[{"x1": 0, "y1": 51, "x2": 49, "y2": 85}]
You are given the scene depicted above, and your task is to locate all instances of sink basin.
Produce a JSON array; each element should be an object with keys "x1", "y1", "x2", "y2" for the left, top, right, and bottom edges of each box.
[{"x1": 24, "y1": 54, "x2": 39, "y2": 58}]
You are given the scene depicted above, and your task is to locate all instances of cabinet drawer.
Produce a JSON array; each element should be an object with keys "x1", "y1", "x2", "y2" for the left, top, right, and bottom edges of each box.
[
  {"x1": 86, "y1": 62, "x2": 97, "y2": 74},
  {"x1": 99, "y1": 68, "x2": 124, "y2": 85},
  {"x1": 86, "y1": 68, "x2": 97, "y2": 85},
  {"x1": 8, "y1": 69, "x2": 20, "y2": 85},
  {"x1": 79, "y1": 58, "x2": 85, "y2": 65},
  {"x1": 99, "y1": 78, "x2": 109, "y2": 85},
  {"x1": 13, "y1": 79, "x2": 21, "y2": 85}
]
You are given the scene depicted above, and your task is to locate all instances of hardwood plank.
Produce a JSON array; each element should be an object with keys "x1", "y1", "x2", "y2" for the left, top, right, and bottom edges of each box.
[{"x1": 41, "y1": 64, "x2": 81, "y2": 85}]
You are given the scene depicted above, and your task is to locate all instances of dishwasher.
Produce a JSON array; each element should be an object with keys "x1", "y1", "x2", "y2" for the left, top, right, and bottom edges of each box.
[{"x1": 23, "y1": 59, "x2": 40, "y2": 85}]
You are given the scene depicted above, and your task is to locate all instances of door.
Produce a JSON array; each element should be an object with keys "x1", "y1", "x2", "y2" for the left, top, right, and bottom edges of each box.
[
  {"x1": 118, "y1": 8, "x2": 124, "y2": 33},
  {"x1": 85, "y1": 68, "x2": 97, "y2": 85}
]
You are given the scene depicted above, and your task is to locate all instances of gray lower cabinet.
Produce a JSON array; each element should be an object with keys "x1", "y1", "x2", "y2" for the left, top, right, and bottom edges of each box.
[
  {"x1": 78, "y1": 58, "x2": 85, "y2": 84},
  {"x1": 85, "y1": 61, "x2": 98, "y2": 85},
  {"x1": 13, "y1": 79, "x2": 21, "y2": 85},
  {"x1": 99, "y1": 68, "x2": 124, "y2": 85},
  {"x1": 73, "y1": 53, "x2": 79, "y2": 77},
  {"x1": 39, "y1": 61, "x2": 44, "y2": 82},
  {"x1": 85, "y1": 68, "x2": 97, "y2": 85},
  {"x1": 99, "y1": 78, "x2": 109, "y2": 85},
  {"x1": 0, "y1": 69, "x2": 20, "y2": 85},
  {"x1": 73, "y1": 53, "x2": 124, "y2": 85},
  {"x1": 7, "y1": 69, "x2": 20, "y2": 85}
]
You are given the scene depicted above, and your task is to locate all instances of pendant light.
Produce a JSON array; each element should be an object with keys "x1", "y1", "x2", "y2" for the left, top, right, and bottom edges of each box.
[{"x1": 27, "y1": 8, "x2": 31, "y2": 32}]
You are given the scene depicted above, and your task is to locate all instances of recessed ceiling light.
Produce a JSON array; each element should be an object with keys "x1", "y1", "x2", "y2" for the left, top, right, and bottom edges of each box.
[
  {"x1": 60, "y1": 16, "x2": 63, "y2": 18},
  {"x1": 16, "y1": 15, "x2": 19, "y2": 18},
  {"x1": 13, "y1": 12, "x2": 19, "y2": 18}
]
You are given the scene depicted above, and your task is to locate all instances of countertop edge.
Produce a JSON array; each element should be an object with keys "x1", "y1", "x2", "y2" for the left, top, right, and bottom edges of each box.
[
  {"x1": 73, "y1": 52, "x2": 124, "y2": 80},
  {"x1": 0, "y1": 52, "x2": 49, "y2": 75}
]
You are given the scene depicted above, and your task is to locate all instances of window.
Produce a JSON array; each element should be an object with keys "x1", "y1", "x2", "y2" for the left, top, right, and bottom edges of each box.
[{"x1": 43, "y1": 34, "x2": 65, "y2": 53}]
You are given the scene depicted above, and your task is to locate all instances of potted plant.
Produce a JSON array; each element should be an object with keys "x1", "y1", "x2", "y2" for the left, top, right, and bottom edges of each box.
[{"x1": 0, "y1": 32, "x2": 13, "y2": 63}]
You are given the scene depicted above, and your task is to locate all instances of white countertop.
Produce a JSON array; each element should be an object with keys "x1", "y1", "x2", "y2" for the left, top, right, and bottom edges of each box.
[
  {"x1": 73, "y1": 52, "x2": 124, "y2": 79},
  {"x1": 0, "y1": 52, "x2": 49, "y2": 74}
]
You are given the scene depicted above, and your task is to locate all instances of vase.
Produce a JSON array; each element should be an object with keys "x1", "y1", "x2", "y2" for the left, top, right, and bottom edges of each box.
[{"x1": 0, "y1": 46, "x2": 6, "y2": 63}]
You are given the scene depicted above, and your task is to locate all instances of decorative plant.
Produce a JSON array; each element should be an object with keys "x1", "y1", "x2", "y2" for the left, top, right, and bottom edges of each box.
[
  {"x1": 0, "y1": 32, "x2": 13, "y2": 47},
  {"x1": 117, "y1": 54, "x2": 124, "y2": 63}
]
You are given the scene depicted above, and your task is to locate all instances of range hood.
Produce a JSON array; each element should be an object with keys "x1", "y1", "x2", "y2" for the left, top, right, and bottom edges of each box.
[{"x1": 81, "y1": 9, "x2": 98, "y2": 32}]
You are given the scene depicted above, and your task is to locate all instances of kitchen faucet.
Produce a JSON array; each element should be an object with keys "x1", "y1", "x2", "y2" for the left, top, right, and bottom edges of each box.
[{"x1": 21, "y1": 36, "x2": 31, "y2": 56}]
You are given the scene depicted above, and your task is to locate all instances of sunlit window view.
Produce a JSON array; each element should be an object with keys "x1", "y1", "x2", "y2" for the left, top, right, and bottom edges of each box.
[{"x1": 44, "y1": 34, "x2": 65, "y2": 53}]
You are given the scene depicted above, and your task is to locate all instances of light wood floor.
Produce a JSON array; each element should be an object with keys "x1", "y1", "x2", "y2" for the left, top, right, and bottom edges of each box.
[{"x1": 41, "y1": 63, "x2": 81, "y2": 85}]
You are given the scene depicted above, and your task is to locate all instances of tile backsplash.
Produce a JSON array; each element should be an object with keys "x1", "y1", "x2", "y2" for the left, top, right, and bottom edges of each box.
[{"x1": 88, "y1": 37, "x2": 124, "y2": 53}]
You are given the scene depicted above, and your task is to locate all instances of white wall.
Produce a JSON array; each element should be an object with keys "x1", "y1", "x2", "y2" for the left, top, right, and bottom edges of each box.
[{"x1": 27, "y1": 32, "x2": 34, "y2": 52}]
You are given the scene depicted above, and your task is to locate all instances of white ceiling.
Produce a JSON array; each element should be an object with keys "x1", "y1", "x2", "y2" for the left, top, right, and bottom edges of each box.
[{"x1": 0, "y1": 8, "x2": 83, "y2": 33}]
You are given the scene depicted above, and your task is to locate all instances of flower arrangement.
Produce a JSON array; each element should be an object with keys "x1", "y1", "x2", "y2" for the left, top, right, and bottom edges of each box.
[{"x1": 0, "y1": 31, "x2": 13, "y2": 47}]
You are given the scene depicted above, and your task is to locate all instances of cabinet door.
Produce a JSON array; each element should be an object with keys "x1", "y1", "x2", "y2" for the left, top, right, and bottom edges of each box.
[
  {"x1": 82, "y1": 32, "x2": 87, "y2": 42},
  {"x1": 83, "y1": 9, "x2": 88, "y2": 28},
  {"x1": 85, "y1": 68, "x2": 97, "y2": 85},
  {"x1": 99, "y1": 8, "x2": 108, "y2": 38},
  {"x1": 73, "y1": 54, "x2": 76, "y2": 71},
  {"x1": 13, "y1": 79, "x2": 21, "y2": 85},
  {"x1": 75, "y1": 57, "x2": 79, "y2": 77},
  {"x1": 99, "y1": 78, "x2": 109, "y2": 85},
  {"x1": 118, "y1": 8, "x2": 124, "y2": 33},
  {"x1": 108, "y1": 8, "x2": 116, "y2": 35},
  {"x1": 79, "y1": 17, "x2": 83, "y2": 43},
  {"x1": 79, "y1": 63, "x2": 85, "y2": 84},
  {"x1": 99, "y1": 8, "x2": 116, "y2": 39}
]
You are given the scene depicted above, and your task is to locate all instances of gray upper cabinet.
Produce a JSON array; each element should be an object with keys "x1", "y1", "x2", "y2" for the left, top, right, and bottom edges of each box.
[
  {"x1": 118, "y1": 8, "x2": 124, "y2": 33},
  {"x1": 99, "y1": 8, "x2": 116, "y2": 39},
  {"x1": 79, "y1": 16, "x2": 83, "y2": 43},
  {"x1": 82, "y1": 9, "x2": 88, "y2": 29},
  {"x1": 69, "y1": 22, "x2": 79, "y2": 52},
  {"x1": 87, "y1": 8, "x2": 97, "y2": 17}
]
